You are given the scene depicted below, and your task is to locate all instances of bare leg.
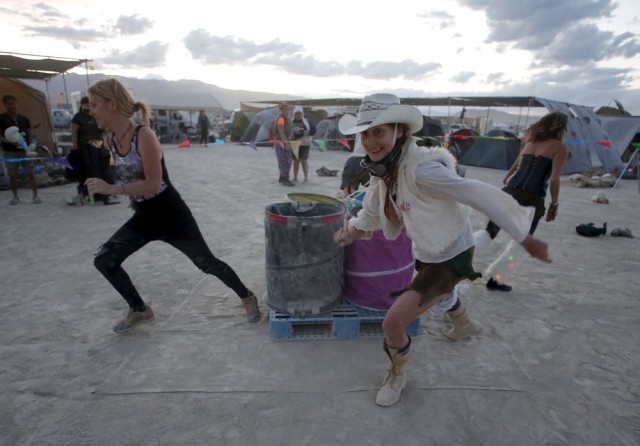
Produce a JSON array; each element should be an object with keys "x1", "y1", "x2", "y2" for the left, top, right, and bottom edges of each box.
[
  {"x1": 9, "y1": 174, "x2": 18, "y2": 199},
  {"x1": 293, "y1": 160, "x2": 300, "y2": 181},
  {"x1": 301, "y1": 159, "x2": 309, "y2": 181},
  {"x1": 28, "y1": 173, "x2": 38, "y2": 198},
  {"x1": 382, "y1": 289, "x2": 443, "y2": 348}
]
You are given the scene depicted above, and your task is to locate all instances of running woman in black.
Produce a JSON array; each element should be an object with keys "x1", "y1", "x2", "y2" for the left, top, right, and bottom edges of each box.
[{"x1": 85, "y1": 78, "x2": 260, "y2": 333}]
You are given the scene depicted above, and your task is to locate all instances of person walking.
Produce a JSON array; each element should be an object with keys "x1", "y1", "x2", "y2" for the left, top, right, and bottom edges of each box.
[
  {"x1": 85, "y1": 78, "x2": 260, "y2": 333},
  {"x1": 334, "y1": 93, "x2": 551, "y2": 407},
  {"x1": 483, "y1": 111, "x2": 570, "y2": 292}
]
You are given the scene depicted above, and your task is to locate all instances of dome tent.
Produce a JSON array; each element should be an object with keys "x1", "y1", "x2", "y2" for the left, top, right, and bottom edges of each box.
[{"x1": 458, "y1": 129, "x2": 522, "y2": 170}]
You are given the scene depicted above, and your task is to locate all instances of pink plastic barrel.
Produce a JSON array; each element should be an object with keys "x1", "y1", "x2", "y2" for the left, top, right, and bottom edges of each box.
[{"x1": 343, "y1": 229, "x2": 414, "y2": 310}]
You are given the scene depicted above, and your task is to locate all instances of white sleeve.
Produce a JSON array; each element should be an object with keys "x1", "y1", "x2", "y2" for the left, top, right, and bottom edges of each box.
[
  {"x1": 349, "y1": 178, "x2": 382, "y2": 235},
  {"x1": 415, "y1": 162, "x2": 533, "y2": 243}
]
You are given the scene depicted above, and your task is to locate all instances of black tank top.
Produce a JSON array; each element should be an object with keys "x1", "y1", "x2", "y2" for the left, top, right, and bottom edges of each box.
[{"x1": 506, "y1": 154, "x2": 552, "y2": 196}]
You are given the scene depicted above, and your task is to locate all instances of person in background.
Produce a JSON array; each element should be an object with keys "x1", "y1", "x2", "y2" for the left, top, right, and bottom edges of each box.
[
  {"x1": 197, "y1": 110, "x2": 210, "y2": 147},
  {"x1": 66, "y1": 96, "x2": 115, "y2": 205},
  {"x1": 291, "y1": 106, "x2": 313, "y2": 183},
  {"x1": 273, "y1": 102, "x2": 294, "y2": 186},
  {"x1": 334, "y1": 93, "x2": 551, "y2": 407},
  {"x1": 482, "y1": 111, "x2": 569, "y2": 292},
  {"x1": 85, "y1": 78, "x2": 260, "y2": 333},
  {"x1": 0, "y1": 94, "x2": 39, "y2": 204},
  {"x1": 340, "y1": 135, "x2": 370, "y2": 198}
]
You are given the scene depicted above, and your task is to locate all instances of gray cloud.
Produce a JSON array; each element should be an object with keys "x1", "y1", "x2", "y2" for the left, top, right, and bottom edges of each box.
[
  {"x1": 450, "y1": 71, "x2": 475, "y2": 83},
  {"x1": 485, "y1": 72, "x2": 506, "y2": 84},
  {"x1": 115, "y1": 15, "x2": 154, "y2": 35},
  {"x1": 183, "y1": 29, "x2": 440, "y2": 81},
  {"x1": 33, "y1": 2, "x2": 65, "y2": 18},
  {"x1": 184, "y1": 30, "x2": 302, "y2": 64},
  {"x1": 100, "y1": 41, "x2": 169, "y2": 68},
  {"x1": 458, "y1": 0, "x2": 639, "y2": 65},
  {"x1": 417, "y1": 10, "x2": 455, "y2": 29},
  {"x1": 23, "y1": 24, "x2": 106, "y2": 49}
]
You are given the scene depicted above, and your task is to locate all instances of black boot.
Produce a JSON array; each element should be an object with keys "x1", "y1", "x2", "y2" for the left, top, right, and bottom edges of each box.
[{"x1": 486, "y1": 277, "x2": 512, "y2": 292}]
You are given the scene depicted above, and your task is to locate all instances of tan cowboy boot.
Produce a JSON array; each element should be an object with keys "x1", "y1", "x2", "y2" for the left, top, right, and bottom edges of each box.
[
  {"x1": 375, "y1": 337, "x2": 411, "y2": 407},
  {"x1": 444, "y1": 305, "x2": 482, "y2": 341}
]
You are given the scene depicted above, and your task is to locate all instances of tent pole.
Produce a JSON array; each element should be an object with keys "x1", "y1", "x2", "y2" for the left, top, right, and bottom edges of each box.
[
  {"x1": 605, "y1": 148, "x2": 638, "y2": 201},
  {"x1": 44, "y1": 79, "x2": 51, "y2": 110},
  {"x1": 62, "y1": 73, "x2": 70, "y2": 112},
  {"x1": 516, "y1": 106, "x2": 523, "y2": 131},
  {"x1": 484, "y1": 107, "x2": 490, "y2": 133},
  {"x1": 84, "y1": 60, "x2": 90, "y2": 90},
  {"x1": 525, "y1": 98, "x2": 533, "y2": 131}
]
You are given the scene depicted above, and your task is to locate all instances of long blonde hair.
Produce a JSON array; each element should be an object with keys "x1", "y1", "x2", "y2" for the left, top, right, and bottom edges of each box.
[{"x1": 88, "y1": 78, "x2": 150, "y2": 126}]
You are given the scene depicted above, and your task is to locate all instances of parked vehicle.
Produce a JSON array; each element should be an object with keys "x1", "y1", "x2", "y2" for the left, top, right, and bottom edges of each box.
[{"x1": 52, "y1": 109, "x2": 72, "y2": 129}]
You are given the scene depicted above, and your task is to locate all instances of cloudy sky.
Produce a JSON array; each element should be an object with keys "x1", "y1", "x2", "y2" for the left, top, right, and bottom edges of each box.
[{"x1": 2, "y1": 0, "x2": 639, "y2": 113}]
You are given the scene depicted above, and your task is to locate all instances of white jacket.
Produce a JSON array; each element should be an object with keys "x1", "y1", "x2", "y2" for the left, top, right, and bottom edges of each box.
[{"x1": 351, "y1": 139, "x2": 533, "y2": 261}]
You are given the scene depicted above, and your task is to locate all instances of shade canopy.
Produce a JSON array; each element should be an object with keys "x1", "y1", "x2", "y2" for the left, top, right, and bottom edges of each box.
[
  {"x1": 253, "y1": 96, "x2": 546, "y2": 108},
  {"x1": 0, "y1": 53, "x2": 86, "y2": 81}
]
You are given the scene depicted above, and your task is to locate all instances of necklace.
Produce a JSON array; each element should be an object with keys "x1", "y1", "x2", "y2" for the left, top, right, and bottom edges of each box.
[{"x1": 114, "y1": 122, "x2": 133, "y2": 145}]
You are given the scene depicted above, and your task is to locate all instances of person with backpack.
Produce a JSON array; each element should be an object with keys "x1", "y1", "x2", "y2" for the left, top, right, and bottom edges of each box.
[{"x1": 273, "y1": 102, "x2": 294, "y2": 186}]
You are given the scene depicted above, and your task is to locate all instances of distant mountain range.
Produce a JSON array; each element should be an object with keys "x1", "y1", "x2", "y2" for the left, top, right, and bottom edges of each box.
[{"x1": 25, "y1": 73, "x2": 296, "y2": 112}]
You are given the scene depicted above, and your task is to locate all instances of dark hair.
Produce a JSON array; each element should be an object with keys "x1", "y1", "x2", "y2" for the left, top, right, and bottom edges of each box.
[
  {"x1": 381, "y1": 123, "x2": 410, "y2": 224},
  {"x1": 2, "y1": 94, "x2": 17, "y2": 104},
  {"x1": 527, "y1": 111, "x2": 568, "y2": 143},
  {"x1": 80, "y1": 96, "x2": 89, "y2": 104}
]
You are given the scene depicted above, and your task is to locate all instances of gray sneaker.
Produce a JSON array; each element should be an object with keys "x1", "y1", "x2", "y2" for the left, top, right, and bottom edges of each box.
[
  {"x1": 113, "y1": 304, "x2": 155, "y2": 333},
  {"x1": 241, "y1": 292, "x2": 261, "y2": 323}
]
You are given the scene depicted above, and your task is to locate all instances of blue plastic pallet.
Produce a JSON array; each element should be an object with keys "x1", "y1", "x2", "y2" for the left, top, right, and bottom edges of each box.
[{"x1": 269, "y1": 304, "x2": 420, "y2": 341}]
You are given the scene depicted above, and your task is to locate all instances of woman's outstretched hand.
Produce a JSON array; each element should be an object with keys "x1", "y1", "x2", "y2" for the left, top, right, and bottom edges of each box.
[{"x1": 521, "y1": 235, "x2": 551, "y2": 263}]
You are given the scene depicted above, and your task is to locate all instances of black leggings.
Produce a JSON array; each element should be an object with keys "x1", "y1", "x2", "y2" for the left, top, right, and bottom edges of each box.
[{"x1": 94, "y1": 204, "x2": 250, "y2": 311}]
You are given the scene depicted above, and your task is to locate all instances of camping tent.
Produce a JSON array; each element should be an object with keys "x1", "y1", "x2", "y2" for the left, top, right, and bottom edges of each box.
[
  {"x1": 239, "y1": 107, "x2": 278, "y2": 145},
  {"x1": 535, "y1": 99, "x2": 624, "y2": 174},
  {"x1": 415, "y1": 116, "x2": 445, "y2": 147},
  {"x1": 597, "y1": 116, "x2": 640, "y2": 161},
  {"x1": 313, "y1": 116, "x2": 348, "y2": 151},
  {"x1": 459, "y1": 129, "x2": 522, "y2": 169},
  {"x1": 0, "y1": 77, "x2": 55, "y2": 150}
]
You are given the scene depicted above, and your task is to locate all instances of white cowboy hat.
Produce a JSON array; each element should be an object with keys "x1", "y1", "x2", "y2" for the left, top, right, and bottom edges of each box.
[{"x1": 338, "y1": 93, "x2": 423, "y2": 135}]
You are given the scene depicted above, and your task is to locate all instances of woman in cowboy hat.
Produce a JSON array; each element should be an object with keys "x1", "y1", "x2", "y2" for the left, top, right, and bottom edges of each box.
[{"x1": 334, "y1": 93, "x2": 551, "y2": 407}]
